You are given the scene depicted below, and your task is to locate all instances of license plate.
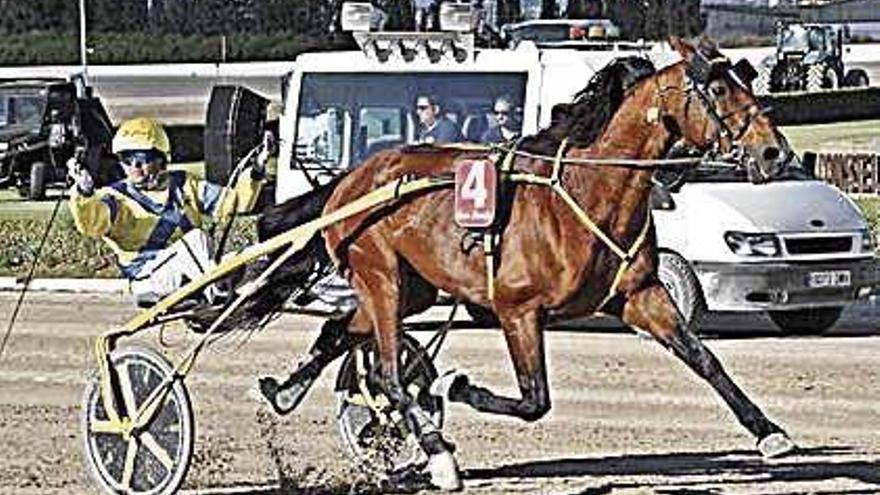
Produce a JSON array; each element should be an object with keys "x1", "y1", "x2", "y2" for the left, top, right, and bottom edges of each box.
[{"x1": 807, "y1": 270, "x2": 851, "y2": 288}]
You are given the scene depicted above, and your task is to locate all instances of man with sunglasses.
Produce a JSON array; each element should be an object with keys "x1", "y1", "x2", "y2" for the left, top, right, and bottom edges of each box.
[
  {"x1": 481, "y1": 95, "x2": 520, "y2": 143},
  {"x1": 68, "y1": 117, "x2": 265, "y2": 306},
  {"x1": 414, "y1": 94, "x2": 461, "y2": 145}
]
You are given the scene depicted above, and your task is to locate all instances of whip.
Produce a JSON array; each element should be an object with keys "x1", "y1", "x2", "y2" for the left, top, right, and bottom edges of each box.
[{"x1": 0, "y1": 145, "x2": 81, "y2": 362}]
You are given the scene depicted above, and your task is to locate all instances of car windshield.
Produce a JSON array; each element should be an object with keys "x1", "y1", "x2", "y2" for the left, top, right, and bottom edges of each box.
[
  {"x1": 295, "y1": 72, "x2": 527, "y2": 169},
  {"x1": 0, "y1": 87, "x2": 47, "y2": 135}
]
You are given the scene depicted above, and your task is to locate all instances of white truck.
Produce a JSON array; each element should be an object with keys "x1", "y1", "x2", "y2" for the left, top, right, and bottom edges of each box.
[{"x1": 248, "y1": 5, "x2": 877, "y2": 335}]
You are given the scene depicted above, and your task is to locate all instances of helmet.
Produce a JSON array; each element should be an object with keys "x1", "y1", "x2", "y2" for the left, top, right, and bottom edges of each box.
[{"x1": 112, "y1": 118, "x2": 171, "y2": 162}]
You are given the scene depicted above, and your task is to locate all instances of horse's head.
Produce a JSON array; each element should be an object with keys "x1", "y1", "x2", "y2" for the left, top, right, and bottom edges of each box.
[{"x1": 666, "y1": 37, "x2": 788, "y2": 183}]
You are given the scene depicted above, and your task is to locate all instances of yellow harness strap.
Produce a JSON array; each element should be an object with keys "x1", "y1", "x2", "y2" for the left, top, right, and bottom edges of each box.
[{"x1": 505, "y1": 139, "x2": 653, "y2": 308}]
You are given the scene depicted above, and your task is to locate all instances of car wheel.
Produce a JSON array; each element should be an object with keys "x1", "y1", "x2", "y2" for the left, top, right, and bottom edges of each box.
[
  {"x1": 657, "y1": 252, "x2": 706, "y2": 332},
  {"x1": 29, "y1": 161, "x2": 47, "y2": 200},
  {"x1": 464, "y1": 302, "x2": 500, "y2": 328},
  {"x1": 768, "y1": 307, "x2": 842, "y2": 336}
]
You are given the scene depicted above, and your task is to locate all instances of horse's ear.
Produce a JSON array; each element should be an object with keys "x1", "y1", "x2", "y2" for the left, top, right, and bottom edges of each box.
[{"x1": 668, "y1": 36, "x2": 695, "y2": 61}]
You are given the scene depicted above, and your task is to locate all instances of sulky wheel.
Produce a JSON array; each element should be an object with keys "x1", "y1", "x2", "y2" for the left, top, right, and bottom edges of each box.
[
  {"x1": 336, "y1": 334, "x2": 443, "y2": 479},
  {"x1": 81, "y1": 345, "x2": 194, "y2": 495}
]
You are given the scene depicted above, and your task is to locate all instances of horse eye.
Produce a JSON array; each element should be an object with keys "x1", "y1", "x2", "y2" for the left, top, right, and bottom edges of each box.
[{"x1": 710, "y1": 82, "x2": 729, "y2": 99}]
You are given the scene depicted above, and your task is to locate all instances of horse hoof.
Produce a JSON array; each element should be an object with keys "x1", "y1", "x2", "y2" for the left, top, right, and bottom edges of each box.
[
  {"x1": 429, "y1": 369, "x2": 468, "y2": 399},
  {"x1": 426, "y1": 450, "x2": 463, "y2": 491},
  {"x1": 757, "y1": 432, "x2": 796, "y2": 459}
]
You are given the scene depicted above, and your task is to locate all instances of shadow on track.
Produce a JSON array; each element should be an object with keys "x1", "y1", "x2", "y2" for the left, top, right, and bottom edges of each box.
[
  {"x1": 464, "y1": 446, "x2": 880, "y2": 493},
  {"x1": 188, "y1": 446, "x2": 878, "y2": 494}
]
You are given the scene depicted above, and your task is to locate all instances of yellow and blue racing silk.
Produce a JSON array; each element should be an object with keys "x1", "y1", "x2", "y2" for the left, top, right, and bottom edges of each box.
[{"x1": 69, "y1": 169, "x2": 262, "y2": 278}]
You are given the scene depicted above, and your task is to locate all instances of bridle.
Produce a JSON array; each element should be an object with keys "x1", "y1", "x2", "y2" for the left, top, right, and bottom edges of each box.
[{"x1": 680, "y1": 53, "x2": 785, "y2": 183}]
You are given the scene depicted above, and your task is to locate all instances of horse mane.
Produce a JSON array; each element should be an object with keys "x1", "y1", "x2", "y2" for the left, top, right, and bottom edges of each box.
[{"x1": 519, "y1": 56, "x2": 656, "y2": 156}]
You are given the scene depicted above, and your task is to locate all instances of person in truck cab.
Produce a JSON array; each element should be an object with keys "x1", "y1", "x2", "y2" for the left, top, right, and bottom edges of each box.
[
  {"x1": 414, "y1": 93, "x2": 461, "y2": 144},
  {"x1": 67, "y1": 117, "x2": 265, "y2": 305},
  {"x1": 481, "y1": 95, "x2": 520, "y2": 143}
]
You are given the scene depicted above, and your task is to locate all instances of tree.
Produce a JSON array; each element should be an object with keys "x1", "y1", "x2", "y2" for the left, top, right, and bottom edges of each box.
[
  {"x1": 566, "y1": 0, "x2": 603, "y2": 19},
  {"x1": 606, "y1": 0, "x2": 704, "y2": 40},
  {"x1": 540, "y1": 0, "x2": 558, "y2": 19},
  {"x1": 496, "y1": 0, "x2": 520, "y2": 26}
]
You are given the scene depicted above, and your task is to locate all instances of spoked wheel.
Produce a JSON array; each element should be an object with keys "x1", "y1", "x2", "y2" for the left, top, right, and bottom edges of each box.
[
  {"x1": 81, "y1": 346, "x2": 194, "y2": 495},
  {"x1": 336, "y1": 334, "x2": 443, "y2": 479}
]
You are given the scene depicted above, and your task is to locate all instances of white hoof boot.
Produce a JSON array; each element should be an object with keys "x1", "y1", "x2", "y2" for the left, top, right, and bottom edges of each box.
[
  {"x1": 758, "y1": 432, "x2": 796, "y2": 459},
  {"x1": 429, "y1": 369, "x2": 466, "y2": 399},
  {"x1": 426, "y1": 450, "x2": 463, "y2": 491}
]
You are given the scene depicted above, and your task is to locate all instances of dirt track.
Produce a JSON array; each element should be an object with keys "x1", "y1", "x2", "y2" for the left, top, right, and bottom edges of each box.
[{"x1": 1, "y1": 292, "x2": 879, "y2": 494}]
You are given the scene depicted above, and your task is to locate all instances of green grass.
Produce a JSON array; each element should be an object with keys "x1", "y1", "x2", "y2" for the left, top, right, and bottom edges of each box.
[{"x1": 781, "y1": 120, "x2": 880, "y2": 155}]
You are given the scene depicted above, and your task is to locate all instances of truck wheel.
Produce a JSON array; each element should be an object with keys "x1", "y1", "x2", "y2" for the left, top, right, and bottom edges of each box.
[
  {"x1": 29, "y1": 161, "x2": 48, "y2": 200},
  {"x1": 806, "y1": 64, "x2": 825, "y2": 92},
  {"x1": 464, "y1": 302, "x2": 500, "y2": 327},
  {"x1": 657, "y1": 252, "x2": 706, "y2": 332},
  {"x1": 843, "y1": 69, "x2": 869, "y2": 88},
  {"x1": 768, "y1": 307, "x2": 842, "y2": 336},
  {"x1": 753, "y1": 65, "x2": 772, "y2": 95}
]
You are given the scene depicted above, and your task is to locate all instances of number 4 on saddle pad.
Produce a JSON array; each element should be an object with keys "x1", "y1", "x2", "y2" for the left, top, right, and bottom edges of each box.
[{"x1": 454, "y1": 159, "x2": 497, "y2": 228}]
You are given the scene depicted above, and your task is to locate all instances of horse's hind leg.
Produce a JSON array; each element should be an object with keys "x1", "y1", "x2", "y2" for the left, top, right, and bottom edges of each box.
[
  {"x1": 348, "y1": 246, "x2": 461, "y2": 490},
  {"x1": 433, "y1": 309, "x2": 551, "y2": 422},
  {"x1": 618, "y1": 282, "x2": 795, "y2": 458},
  {"x1": 259, "y1": 309, "x2": 370, "y2": 415}
]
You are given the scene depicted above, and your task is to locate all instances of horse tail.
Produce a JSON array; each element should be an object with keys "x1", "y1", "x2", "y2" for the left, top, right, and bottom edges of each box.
[{"x1": 233, "y1": 176, "x2": 346, "y2": 330}]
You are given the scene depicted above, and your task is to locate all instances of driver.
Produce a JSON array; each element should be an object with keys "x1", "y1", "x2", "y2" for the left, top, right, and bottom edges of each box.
[{"x1": 68, "y1": 117, "x2": 266, "y2": 305}]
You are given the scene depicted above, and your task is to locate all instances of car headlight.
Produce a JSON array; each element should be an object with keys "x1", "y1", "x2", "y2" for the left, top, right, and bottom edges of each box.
[
  {"x1": 860, "y1": 228, "x2": 874, "y2": 252},
  {"x1": 724, "y1": 232, "x2": 780, "y2": 257}
]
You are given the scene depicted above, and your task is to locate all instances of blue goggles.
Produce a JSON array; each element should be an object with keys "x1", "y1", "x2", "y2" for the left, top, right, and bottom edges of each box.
[{"x1": 119, "y1": 149, "x2": 164, "y2": 168}]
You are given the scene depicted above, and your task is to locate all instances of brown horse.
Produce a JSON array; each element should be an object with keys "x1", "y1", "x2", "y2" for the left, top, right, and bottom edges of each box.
[{"x1": 259, "y1": 37, "x2": 794, "y2": 488}]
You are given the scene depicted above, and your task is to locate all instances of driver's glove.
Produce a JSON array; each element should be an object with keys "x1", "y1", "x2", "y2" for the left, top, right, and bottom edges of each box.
[
  {"x1": 67, "y1": 157, "x2": 94, "y2": 196},
  {"x1": 251, "y1": 131, "x2": 275, "y2": 180}
]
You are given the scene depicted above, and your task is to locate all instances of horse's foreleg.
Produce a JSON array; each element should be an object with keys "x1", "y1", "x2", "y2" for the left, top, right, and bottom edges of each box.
[
  {"x1": 259, "y1": 309, "x2": 369, "y2": 415},
  {"x1": 619, "y1": 282, "x2": 795, "y2": 458},
  {"x1": 435, "y1": 309, "x2": 551, "y2": 422}
]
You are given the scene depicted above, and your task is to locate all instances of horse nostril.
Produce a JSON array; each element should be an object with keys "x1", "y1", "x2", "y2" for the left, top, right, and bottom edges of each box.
[{"x1": 763, "y1": 147, "x2": 780, "y2": 162}]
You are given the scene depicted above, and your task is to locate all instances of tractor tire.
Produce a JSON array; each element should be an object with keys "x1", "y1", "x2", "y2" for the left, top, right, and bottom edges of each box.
[
  {"x1": 843, "y1": 69, "x2": 869, "y2": 88},
  {"x1": 29, "y1": 161, "x2": 48, "y2": 200},
  {"x1": 824, "y1": 66, "x2": 838, "y2": 90},
  {"x1": 753, "y1": 64, "x2": 772, "y2": 95},
  {"x1": 768, "y1": 306, "x2": 842, "y2": 336},
  {"x1": 806, "y1": 64, "x2": 825, "y2": 92},
  {"x1": 657, "y1": 252, "x2": 706, "y2": 332}
]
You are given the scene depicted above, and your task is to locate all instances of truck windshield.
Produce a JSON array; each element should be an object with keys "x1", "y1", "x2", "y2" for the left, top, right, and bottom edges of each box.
[
  {"x1": 295, "y1": 72, "x2": 527, "y2": 169},
  {"x1": 0, "y1": 87, "x2": 47, "y2": 135},
  {"x1": 779, "y1": 26, "x2": 810, "y2": 53}
]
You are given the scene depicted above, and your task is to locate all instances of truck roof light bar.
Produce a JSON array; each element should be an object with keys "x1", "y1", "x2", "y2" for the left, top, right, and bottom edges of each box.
[
  {"x1": 341, "y1": 2, "x2": 374, "y2": 32},
  {"x1": 353, "y1": 32, "x2": 474, "y2": 64},
  {"x1": 438, "y1": 3, "x2": 476, "y2": 32}
]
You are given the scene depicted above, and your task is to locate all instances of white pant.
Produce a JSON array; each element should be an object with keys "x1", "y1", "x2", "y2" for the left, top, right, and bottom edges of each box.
[{"x1": 130, "y1": 229, "x2": 218, "y2": 302}]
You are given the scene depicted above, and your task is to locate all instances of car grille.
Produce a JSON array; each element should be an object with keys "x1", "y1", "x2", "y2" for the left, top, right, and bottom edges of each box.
[{"x1": 785, "y1": 236, "x2": 852, "y2": 255}]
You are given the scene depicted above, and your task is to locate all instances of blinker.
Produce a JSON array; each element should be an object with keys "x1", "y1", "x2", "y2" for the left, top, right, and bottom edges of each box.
[{"x1": 731, "y1": 58, "x2": 758, "y2": 88}]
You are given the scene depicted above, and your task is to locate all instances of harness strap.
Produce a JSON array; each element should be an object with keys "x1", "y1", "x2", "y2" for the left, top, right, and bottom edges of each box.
[
  {"x1": 484, "y1": 232, "x2": 495, "y2": 301},
  {"x1": 485, "y1": 140, "x2": 524, "y2": 301},
  {"x1": 551, "y1": 138, "x2": 568, "y2": 185},
  {"x1": 596, "y1": 204, "x2": 653, "y2": 311}
]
